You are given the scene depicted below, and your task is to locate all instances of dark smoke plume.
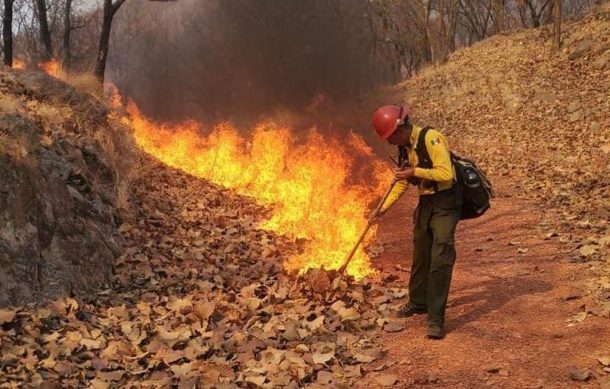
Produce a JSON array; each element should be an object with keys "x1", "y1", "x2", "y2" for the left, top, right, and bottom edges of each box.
[{"x1": 107, "y1": 0, "x2": 395, "y2": 129}]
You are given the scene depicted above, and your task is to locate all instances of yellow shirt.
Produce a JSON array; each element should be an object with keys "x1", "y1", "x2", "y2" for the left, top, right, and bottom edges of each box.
[{"x1": 381, "y1": 125, "x2": 455, "y2": 211}]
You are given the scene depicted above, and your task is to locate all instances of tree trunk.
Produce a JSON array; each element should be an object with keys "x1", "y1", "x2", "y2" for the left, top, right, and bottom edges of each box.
[
  {"x1": 95, "y1": 0, "x2": 127, "y2": 83},
  {"x1": 553, "y1": 0, "x2": 562, "y2": 49},
  {"x1": 493, "y1": 0, "x2": 506, "y2": 32},
  {"x1": 439, "y1": 0, "x2": 448, "y2": 62},
  {"x1": 35, "y1": 0, "x2": 53, "y2": 60},
  {"x1": 63, "y1": 0, "x2": 72, "y2": 70},
  {"x1": 443, "y1": 0, "x2": 459, "y2": 61},
  {"x1": 95, "y1": 2, "x2": 113, "y2": 83},
  {"x1": 423, "y1": 0, "x2": 435, "y2": 63},
  {"x1": 518, "y1": 5, "x2": 529, "y2": 28},
  {"x1": 3, "y1": 0, "x2": 14, "y2": 67}
]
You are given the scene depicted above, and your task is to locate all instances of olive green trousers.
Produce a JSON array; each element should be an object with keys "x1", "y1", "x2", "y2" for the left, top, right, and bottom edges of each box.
[{"x1": 409, "y1": 197, "x2": 461, "y2": 327}]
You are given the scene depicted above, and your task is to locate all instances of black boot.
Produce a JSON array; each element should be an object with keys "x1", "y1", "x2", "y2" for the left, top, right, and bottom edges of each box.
[
  {"x1": 426, "y1": 325, "x2": 444, "y2": 340},
  {"x1": 397, "y1": 304, "x2": 427, "y2": 318}
]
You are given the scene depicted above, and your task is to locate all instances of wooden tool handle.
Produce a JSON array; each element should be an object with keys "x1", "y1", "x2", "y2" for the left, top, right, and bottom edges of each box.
[{"x1": 338, "y1": 180, "x2": 398, "y2": 275}]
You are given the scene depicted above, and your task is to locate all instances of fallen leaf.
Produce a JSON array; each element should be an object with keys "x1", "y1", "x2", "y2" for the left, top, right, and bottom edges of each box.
[
  {"x1": 354, "y1": 352, "x2": 377, "y2": 363},
  {"x1": 244, "y1": 297, "x2": 262, "y2": 311},
  {"x1": 305, "y1": 315, "x2": 325, "y2": 331},
  {"x1": 337, "y1": 307, "x2": 361, "y2": 322},
  {"x1": 316, "y1": 371, "x2": 335, "y2": 385},
  {"x1": 193, "y1": 302, "x2": 216, "y2": 322},
  {"x1": 91, "y1": 357, "x2": 109, "y2": 371},
  {"x1": 0, "y1": 308, "x2": 16, "y2": 324},
  {"x1": 156, "y1": 325, "x2": 191, "y2": 346},
  {"x1": 312, "y1": 351, "x2": 335, "y2": 365},
  {"x1": 88, "y1": 379, "x2": 109, "y2": 389},
  {"x1": 81, "y1": 338, "x2": 104, "y2": 350},
  {"x1": 170, "y1": 362, "x2": 196, "y2": 378},
  {"x1": 167, "y1": 298, "x2": 193, "y2": 315},
  {"x1": 598, "y1": 356, "x2": 610, "y2": 367},
  {"x1": 245, "y1": 375, "x2": 266, "y2": 387},
  {"x1": 97, "y1": 370, "x2": 125, "y2": 382},
  {"x1": 54, "y1": 361, "x2": 76, "y2": 377},
  {"x1": 343, "y1": 364, "x2": 362, "y2": 378}
]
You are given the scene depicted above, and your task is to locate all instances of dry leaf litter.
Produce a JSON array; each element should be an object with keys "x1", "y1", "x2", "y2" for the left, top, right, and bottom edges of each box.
[{"x1": 0, "y1": 156, "x2": 408, "y2": 387}]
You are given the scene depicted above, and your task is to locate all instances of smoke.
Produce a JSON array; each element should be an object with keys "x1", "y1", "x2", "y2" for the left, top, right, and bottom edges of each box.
[{"x1": 107, "y1": 0, "x2": 394, "y2": 130}]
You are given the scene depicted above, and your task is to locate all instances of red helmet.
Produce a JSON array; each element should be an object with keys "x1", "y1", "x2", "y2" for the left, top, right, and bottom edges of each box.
[{"x1": 372, "y1": 104, "x2": 411, "y2": 139}]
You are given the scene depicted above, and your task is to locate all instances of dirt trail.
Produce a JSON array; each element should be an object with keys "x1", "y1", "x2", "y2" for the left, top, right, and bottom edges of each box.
[{"x1": 358, "y1": 184, "x2": 610, "y2": 388}]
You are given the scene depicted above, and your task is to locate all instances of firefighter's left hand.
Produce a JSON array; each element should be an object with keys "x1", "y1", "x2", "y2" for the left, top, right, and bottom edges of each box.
[{"x1": 393, "y1": 167, "x2": 416, "y2": 181}]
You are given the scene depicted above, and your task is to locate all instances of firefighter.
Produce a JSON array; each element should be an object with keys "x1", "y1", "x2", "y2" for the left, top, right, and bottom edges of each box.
[{"x1": 371, "y1": 104, "x2": 462, "y2": 340}]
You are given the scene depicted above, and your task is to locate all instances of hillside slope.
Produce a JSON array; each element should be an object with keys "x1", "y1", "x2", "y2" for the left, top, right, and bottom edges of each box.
[
  {"x1": 0, "y1": 69, "x2": 133, "y2": 306},
  {"x1": 402, "y1": 4, "x2": 609, "y2": 294}
]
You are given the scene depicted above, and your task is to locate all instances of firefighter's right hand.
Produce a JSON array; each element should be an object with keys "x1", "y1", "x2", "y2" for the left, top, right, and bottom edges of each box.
[
  {"x1": 393, "y1": 167, "x2": 416, "y2": 181},
  {"x1": 369, "y1": 209, "x2": 386, "y2": 224}
]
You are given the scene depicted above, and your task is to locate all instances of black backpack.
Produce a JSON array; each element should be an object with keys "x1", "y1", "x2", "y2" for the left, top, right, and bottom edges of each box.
[
  {"x1": 416, "y1": 127, "x2": 494, "y2": 220},
  {"x1": 450, "y1": 152, "x2": 494, "y2": 219}
]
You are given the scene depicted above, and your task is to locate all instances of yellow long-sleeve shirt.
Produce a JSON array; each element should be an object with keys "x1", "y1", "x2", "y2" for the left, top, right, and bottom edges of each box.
[{"x1": 381, "y1": 125, "x2": 455, "y2": 211}]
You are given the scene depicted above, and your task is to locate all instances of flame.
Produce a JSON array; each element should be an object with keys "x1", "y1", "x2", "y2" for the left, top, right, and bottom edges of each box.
[
  {"x1": 106, "y1": 84, "x2": 124, "y2": 110},
  {"x1": 12, "y1": 59, "x2": 26, "y2": 70},
  {"x1": 125, "y1": 102, "x2": 392, "y2": 279},
  {"x1": 38, "y1": 60, "x2": 60, "y2": 78}
]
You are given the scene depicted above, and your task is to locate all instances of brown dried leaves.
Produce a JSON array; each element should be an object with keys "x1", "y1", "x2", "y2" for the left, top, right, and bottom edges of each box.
[{"x1": 0, "y1": 159, "x2": 407, "y2": 388}]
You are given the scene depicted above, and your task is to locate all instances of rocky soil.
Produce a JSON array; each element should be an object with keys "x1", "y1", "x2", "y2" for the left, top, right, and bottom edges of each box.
[{"x1": 0, "y1": 69, "x2": 126, "y2": 307}]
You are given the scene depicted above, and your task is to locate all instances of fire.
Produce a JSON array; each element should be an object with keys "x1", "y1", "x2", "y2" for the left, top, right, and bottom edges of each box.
[
  {"x1": 12, "y1": 59, "x2": 26, "y2": 70},
  {"x1": 38, "y1": 60, "x2": 60, "y2": 78},
  {"x1": 106, "y1": 84, "x2": 124, "y2": 110},
  {"x1": 126, "y1": 102, "x2": 392, "y2": 279}
]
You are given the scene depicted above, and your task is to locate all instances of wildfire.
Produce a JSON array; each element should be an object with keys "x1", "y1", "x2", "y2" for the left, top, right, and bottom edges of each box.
[
  {"x1": 106, "y1": 84, "x2": 124, "y2": 110},
  {"x1": 126, "y1": 103, "x2": 392, "y2": 280},
  {"x1": 38, "y1": 60, "x2": 60, "y2": 78},
  {"x1": 12, "y1": 59, "x2": 26, "y2": 70}
]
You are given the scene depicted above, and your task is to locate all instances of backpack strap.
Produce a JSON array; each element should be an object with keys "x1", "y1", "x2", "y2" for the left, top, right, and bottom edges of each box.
[
  {"x1": 416, "y1": 126, "x2": 433, "y2": 169},
  {"x1": 397, "y1": 146, "x2": 408, "y2": 168},
  {"x1": 415, "y1": 126, "x2": 438, "y2": 192}
]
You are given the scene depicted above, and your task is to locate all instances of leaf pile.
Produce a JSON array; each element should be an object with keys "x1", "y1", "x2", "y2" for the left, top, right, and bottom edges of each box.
[
  {"x1": 401, "y1": 4, "x2": 609, "y2": 299},
  {"x1": 0, "y1": 158, "x2": 408, "y2": 388}
]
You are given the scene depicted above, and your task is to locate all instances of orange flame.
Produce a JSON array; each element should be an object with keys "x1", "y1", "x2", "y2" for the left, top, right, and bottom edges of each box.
[
  {"x1": 12, "y1": 59, "x2": 26, "y2": 70},
  {"x1": 106, "y1": 84, "x2": 124, "y2": 110},
  {"x1": 38, "y1": 60, "x2": 60, "y2": 78},
  {"x1": 126, "y1": 102, "x2": 392, "y2": 279}
]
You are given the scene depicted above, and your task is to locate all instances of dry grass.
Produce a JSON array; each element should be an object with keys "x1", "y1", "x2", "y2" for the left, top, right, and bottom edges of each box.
[
  {"x1": 0, "y1": 128, "x2": 10, "y2": 154},
  {"x1": 6, "y1": 65, "x2": 143, "y2": 219},
  {"x1": 0, "y1": 129, "x2": 8, "y2": 142},
  {"x1": 65, "y1": 73, "x2": 104, "y2": 100},
  {"x1": 0, "y1": 94, "x2": 23, "y2": 114},
  {"x1": 93, "y1": 124, "x2": 146, "y2": 216},
  {"x1": 60, "y1": 71, "x2": 143, "y2": 217}
]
